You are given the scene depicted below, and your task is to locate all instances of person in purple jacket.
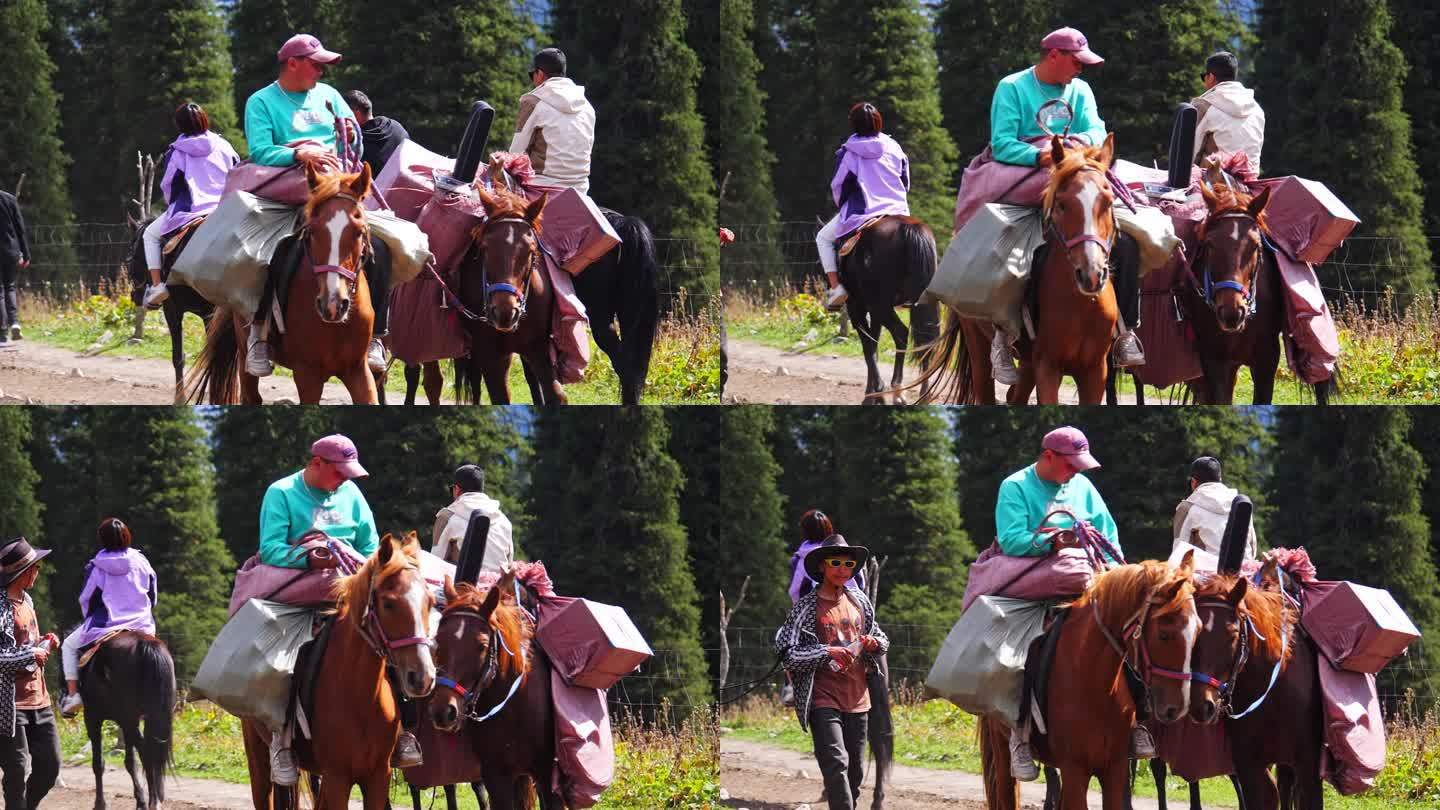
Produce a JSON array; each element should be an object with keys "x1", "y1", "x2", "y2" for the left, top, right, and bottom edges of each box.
[
  {"x1": 58, "y1": 518, "x2": 158, "y2": 718},
  {"x1": 816, "y1": 103, "x2": 912, "y2": 311},
  {"x1": 139, "y1": 103, "x2": 241, "y2": 310}
]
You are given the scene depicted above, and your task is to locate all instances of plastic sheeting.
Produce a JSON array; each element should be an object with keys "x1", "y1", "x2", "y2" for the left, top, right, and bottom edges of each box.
[
  {"x1": 926, "y1": 596, "x2": 1049, "y2": 724},
  {"x1": 924, "y1": 203, "x2": 1042, "y2": 335},
  {"x1": 170, "y1": 191, "x2": 299, "y2": 317},
  {"x1": 193, "y1": 599, "x2": 314, "y2": 730}
]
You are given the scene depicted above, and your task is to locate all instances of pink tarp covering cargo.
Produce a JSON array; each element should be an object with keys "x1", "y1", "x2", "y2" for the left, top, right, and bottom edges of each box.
[
  {"x1": 386, "y1": 269, "x2": 469, "y2": 365},
  {"x1": 544, "y1": 252, "x2": 591, "y2": 384},
  {"x1": 550, "y1": 669, "x2": 614, "y2": 807},
  {"x1": 951, "y1": 140, "x2": 1053, "y2": 234},
  {"x1": 1152, "y1": 718, "x2": 1233, "y2": 782},
  {"x1": 227, "y1": 540, "x2": 367, "y2": 618},
  {"x1": 536, "y1": 596, "x2": 653, "y2": 690},
  {"x1": 1270, "y1": 250, "x2": 1340, "y2": 385},
  {"x1": 223, "y1": 162, "x2": 309, "y2": 207},
  {"x1": 1133, "y1": 253, "x2": 1203, "y2": 389},
  {"x1": 1301, "y1": 580, "x2": 1421, "y2": 673},
  {"x1": 401, "y1": 708, "x2": 485, "y2": 789},
  {"x1": 1252, "y1": 176, "x2": 1359, "y2": 265},
  {"x1": 1318, "y1": 655, "x2": 1386, "y2": 795},
  {"x1": 370, "y1": 139, "x2": 457, "y2": 222},
  {"x1": 533, "y1": 188, "x2": 620, "y2": 275},
  {"x1": 960, "y1": 542, "x2": 1095, "y2": 612},
  {"x1": 417, "y1": 188, "x2": 487, "y2": 275}
]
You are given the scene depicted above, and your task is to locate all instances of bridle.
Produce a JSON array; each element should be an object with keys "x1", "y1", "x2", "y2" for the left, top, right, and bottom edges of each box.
[
  {"x1": 1190, "y1": 572, "x2": 1290, "y2": 719},
  {"x1": 1092, "y1": 582, "x2": 1197, "y2": 696},
  {"x1": 472, "y1": 216, "x2": 540, "y2": 326},
  {"x1": 353, "y1": 560, "x2": 433, "y2": 665},
  {"x1": 301, "y1": 191, "x2": 371, "y2": 314},
  {"x1": 1042, "y1": 166, "x2": 1117, "y2": 290},
  {"x1": 1191, "y1": 210, "x2": 1262, "y2": 323},
  {"x1": 433, "y1": 608, "x2": 527, "y2": 724}
]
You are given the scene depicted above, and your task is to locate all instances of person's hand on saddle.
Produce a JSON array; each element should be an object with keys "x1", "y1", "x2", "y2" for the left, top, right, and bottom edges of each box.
[
  {"x1": 827, "y1": 644, "x2": 856, "y2": 671},
  {"x1": 1050, "y1": 529, "x2": 1081, "y2": 550},
  {"x1": 1037, "y1": 149, "x2": 1055, "y2": 168},
  {"x1": 294, "y1": 144, "x2": 342, "y2": 173},
  {"x1": 306, "y1": 546, "x2": 339, "y2": 570}
]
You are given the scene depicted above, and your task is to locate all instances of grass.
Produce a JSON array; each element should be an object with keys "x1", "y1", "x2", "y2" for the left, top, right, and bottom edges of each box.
[
  {"x1": 61, "y1": 700, "x2": 720, "y2": 809},
  {"x1": 18, "y1": 278, "x2": 721, "y2": 404},
  {"x1": 725, "y1": 284, "x2": 1440, "y2": 404},
  {"x1": 721, "y1": 690, "x2": 1438, "y2": 809}
]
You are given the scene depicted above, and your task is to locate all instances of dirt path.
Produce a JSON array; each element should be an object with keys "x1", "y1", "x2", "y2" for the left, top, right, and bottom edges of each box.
[
  {"x1": 721, "y1": 737, "x2": 1165, "y2": 810},
  {"x1": 50, "y1": 762, "x2": 369, "y2": 810},
  {"x1": 723, "y1": 339, "x2": 1138, "y2": 405},
  {"x1": 0, "y1": 340, "x2": 376, "y2": 404}
]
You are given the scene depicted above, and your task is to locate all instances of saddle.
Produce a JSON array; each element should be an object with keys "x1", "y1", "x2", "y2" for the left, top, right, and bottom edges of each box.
[
  {"x1": 1020, "y1": 606, "x2": 1067, "y2": 732},
  {"x1": 288, "y1": 613, "x2": 335, "y2": 742},
  {"x1": 75, "y1": 629, "x2": 127, "y2": 671},
  {"x1": 162, "y1": 216, "x2": 206, "y2": 258},
  {"x1": 836, "y1": 216, "x2": 887, "y2": 258}
]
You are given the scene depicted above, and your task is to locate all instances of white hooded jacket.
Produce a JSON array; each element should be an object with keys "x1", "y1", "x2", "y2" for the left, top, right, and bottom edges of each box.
[
  {"x1": 1191, "y1": 81, "x2": 1266, "y2": 174},
  {"x1": 432, "y1": 491, "x2": 514, "y2": 575},
  {"x1": 1171, "y1": 481, "x2": 1258, "y2": 570},
  {"x1": 509, "y1": 77, "x2": 596, "y2": 193}
]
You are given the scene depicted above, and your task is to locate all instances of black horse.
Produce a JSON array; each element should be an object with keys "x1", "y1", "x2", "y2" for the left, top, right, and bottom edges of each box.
[
  {"x1": 80, "y1": 631, "x2": 176, "y2": 810},
  {"x1": 836, "y1": 216, "x2": 941, "y2": 404},
  {"x1": 126, "y1": 219, "x2": 215, "y2": 402}
]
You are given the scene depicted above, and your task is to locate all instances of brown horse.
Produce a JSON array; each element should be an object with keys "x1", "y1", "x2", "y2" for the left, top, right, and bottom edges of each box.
[
  {"x1": 242, "y1": 533, "x2": 436, "y2": 810},
  {"x1": 980, "y1": 553, "x2": 1200, "y2": 810},
  {"x1": 431, "y1": 572, "x2": 562, "y2": 810},
  {"x1": 451, "y1": 183, "x2": 563, "y2": 405},
  {"x1": 1184, "y1": 177, "x2": 1334, "y2": 405},
  {"x1": 80, "y1": 631, "x2": 176, "y2": 810},
  {"x1": 186, "y1": 164, "x2": 379, "y2": 404},
  {"x1": 919, "y1": 135, "x2": 1122, "y2": 405}
]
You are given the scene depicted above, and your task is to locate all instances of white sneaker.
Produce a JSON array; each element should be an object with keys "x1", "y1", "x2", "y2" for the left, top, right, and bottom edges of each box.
[
  {"x1": 1009, "y1": 734, "x2": 1039, "y2": 781},
  {"x1": 825, "y1": 285, "x2": 849, "y2": 311},
  {"x1": 990, "y1": 331, "x2": 1021, "y2": 386},
  {"x1": 270, "y1": 747, "x2": 299, "y2": 786},
  {"x1": 9, "y1": 323, "x2": 21, "y2": 341},
  {"x1": 59, "y1": 692, "x2": 83, "y2": 718},
  {"x1": 246, "y1": 338, "x2": 275, "y2": 377},
  {"x1": 142, "y1": 283, "x2": 169, "y2": 310},
  {"x1": 366, "y1": 337, "x2": 387, "y2": 374}
]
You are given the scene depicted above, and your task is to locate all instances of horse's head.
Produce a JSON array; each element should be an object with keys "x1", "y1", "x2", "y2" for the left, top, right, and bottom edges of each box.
[
  {"x1": 467, "y1": 185, "x2": 547, "y2": 333},
  {"x1": 1187, "y1": 575, "x2": 1250, "y2": 724},
  {"x1": 337, "y1": 531, "x2": 435, "y2": 698},
  {"x1": 431, "y1": 570, "x2": 530, "y2": 733},
  {"x1": 1197, "y1": 181, "x2": 1270, "y2": 332},
  {"x1": 303, "y1": 162, "x2": 373, "y2": 324},
  {"x1": 1043, "y1": 132, "x2": 1117, "y2": 296}
]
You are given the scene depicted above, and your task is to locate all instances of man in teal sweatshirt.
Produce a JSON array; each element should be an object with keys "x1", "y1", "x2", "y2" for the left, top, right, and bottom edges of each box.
[
  {"x1": 993, "y1": 425, "x2": 1153, "y2": 781},
  {"x1": 989, "y1": 27, "x2": 1108, "y2": 168}
]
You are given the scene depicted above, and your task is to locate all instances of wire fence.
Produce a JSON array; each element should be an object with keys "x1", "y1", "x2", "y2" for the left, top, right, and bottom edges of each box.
[
  {"x1": 18, "y1": 222, "x2": 720, "y2": 309},
  {"x1": 720, "y1": 623, "x2": 1440, "y2": 721},
  {"x1": 722, "y1": 222, "x2": 1440, "y2": 311}
]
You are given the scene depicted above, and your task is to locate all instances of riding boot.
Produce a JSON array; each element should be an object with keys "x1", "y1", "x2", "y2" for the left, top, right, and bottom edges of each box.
[
  {"x1": 386, "y1": 666, "x2": 424, "y2": 768},
  {"x1": 1112, "y1": 327, "x2": 1146, "y2": 368},
  {"x1": 990, "y1": 329, "x2": 1021, "y2": 386}
]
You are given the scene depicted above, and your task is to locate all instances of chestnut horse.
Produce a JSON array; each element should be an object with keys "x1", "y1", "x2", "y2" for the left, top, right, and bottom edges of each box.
[
  {"x1": 242, "y1": 533, "x2": 436, "y2": 810},
  {"x1": 186, "y1": 164, "x2": 379, "y2": 404},
  {"x1": 1184, "y1": 175, "x2": 1336, "y2": 405},
  {"x1": 450, "y1": 185, "x2": 564, "y2": 405},
  {"x1": 431, "y1": 572, "x2": 562, "y2": 810},
  {"x1": 919, "y1": 135, "x2": 1124, "y2": 405},
  {"x1": 980, "y1": 553, "x2": 1200, "y2": 810}
]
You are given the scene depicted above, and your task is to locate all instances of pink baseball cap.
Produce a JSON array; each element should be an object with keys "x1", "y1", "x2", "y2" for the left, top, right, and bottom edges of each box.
[
  {"x1": 1041, "y1": 27, "x2": 1104, "y2": 66},
  {"x1": 1042, "y1": 426, "x2": 1100, "y2": 471},
  {"x1": 310, "y1": 434, "x2": 368, "y2": 479},
  {"x1": 277, "y1": 34, "x2": 342, "y2": 65}
]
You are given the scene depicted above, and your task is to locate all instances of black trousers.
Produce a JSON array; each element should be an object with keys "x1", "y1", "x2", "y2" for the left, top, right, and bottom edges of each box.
[
  {"x1": 810, "y1": 707, "x2": 867, "y2": 810},
  {"x1": 385, "y1": 666, "x2": 417, "y2": 731},
  {"x1": 0, "y1": 252, "x2": 18, "y2": 334},
  {"x1": 0, "y1": 708, "x2": 60, "y2": 810}
]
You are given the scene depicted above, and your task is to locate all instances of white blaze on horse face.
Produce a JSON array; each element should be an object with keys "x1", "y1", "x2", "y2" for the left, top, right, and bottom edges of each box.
[
  {"x1": 1179, "y1": 599, "x2": 1202, "y2": 715},
  {"x1": 404, "y1": 572, "x2": 435, "y2": 678},
  {"x1": 320, "y1": 206, "x2": 349, "y2": 310},
  {"x1": 1074, "y1": 180, "x2": 1108, "y2": 273}
]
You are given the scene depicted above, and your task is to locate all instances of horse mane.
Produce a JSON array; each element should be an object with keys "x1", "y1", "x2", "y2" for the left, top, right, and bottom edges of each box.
[
  {"x1": 471, "y1": 182, "x2": 545, "y2": 238},
  {"x1": 1197, "y1": 184, "x2": 1269, "y2": 237},
  {"x1": 302, "y1": 169, "x2": 363, "y2": 222},
  {"x1": 1077, "y1": 560, "x2": 1195, "y2": 628},
  {"x1": 333, "y1": 534, "x2": 419, "y2": 622},
  {"x1": 445, "y1": 582, "x2": 532, "y2": 679},
  {"x1": 1195, "y1": 575, "x2": 1292, "y2": 663},
  {"x1": 1041, "y1": 145, "x2": 1110, "y2": 216}
]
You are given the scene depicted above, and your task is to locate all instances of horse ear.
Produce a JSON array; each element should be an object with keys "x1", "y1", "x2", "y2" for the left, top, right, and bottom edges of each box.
[
  {"x1": 305, "y1": 161, "x2": 322, "y2": 192},
  {"x1": 1259, "y1": 556, "x2": 1279, "y2": 589},
  {"x1": 1176, "y1": 549, "x2": 1196, "y2": 580},
  {"x1": 349, "y1": 162, "x2": 373, "y2": 201},
  {"x1": 1095, "y1": 132, "x2": 1116, "y2": 169},
  {"x1": 443, "y1": 575, "x2": 458, "y2": 604},
  {"x1": 1246, "y1": 185, "x2": 1271, "y2": 219},
  {"x1": 479, "y1": 581, "x2": 502, "y2": 618},
  {"x1": 525, "y1": 192, "x2": 548, "y2": 230},
  {"x1": 1200, "y1": 181, "x2": 1220, "y2": 212},
  {"x1": 377, "y1": 534, "x2": 395, "y2": 565},
  {"x1": 1227, "y1": 575, "x2": 1249, "y2": 607},
  {"x1": 475, "y1": 185, "x2": 497, "y2": 213},
  {"x1": 1050, "y1": 135, "x2": 1066, "y2": 168}
]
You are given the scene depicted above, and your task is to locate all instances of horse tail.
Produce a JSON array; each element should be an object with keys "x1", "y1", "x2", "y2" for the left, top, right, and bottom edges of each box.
[
  {"x1": 1312, "y1": 369, "x2": 1340, "y2": 405},
  {"x1": 896, "y1": 219, "x2": 939, "y2": 303},
  {"x1": 606, "y1": 212, "x2": 660, "y2": 403},
  {"x1": 184, "y1": 307, "x2": 242, "y2": 404},
  {"x1": 518, "y1": 776, "x2": 538, "y2": 810},
  {"x1": 978, "y1": 716, "x2": 1019, "y2": 810},
  {"x1": 135, "y1": 636, "x2": 176, "y2": 791},
  {"x1": 909, "y1": 305, "x2": 971, "y2": 404}
]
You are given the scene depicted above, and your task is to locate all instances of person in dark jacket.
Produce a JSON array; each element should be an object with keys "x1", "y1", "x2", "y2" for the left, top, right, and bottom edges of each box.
[
  {"x1": 342, "y1": 90, "x2": 409, "y2": 178},
  {"x1": 0, "y1": 191, "x2": 31, "y2": 346}
]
